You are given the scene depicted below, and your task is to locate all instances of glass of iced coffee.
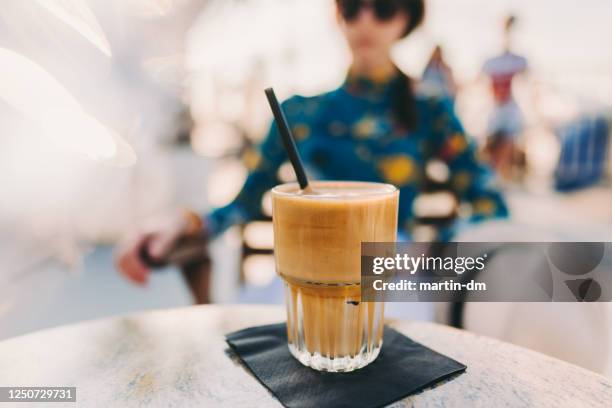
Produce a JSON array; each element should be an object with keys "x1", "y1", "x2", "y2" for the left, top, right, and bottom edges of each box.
[{"x1": 271, "y1": 181, "x2": 398, "y2": 372}]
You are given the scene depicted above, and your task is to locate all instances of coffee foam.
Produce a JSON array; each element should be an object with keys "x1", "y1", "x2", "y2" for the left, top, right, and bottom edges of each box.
[{"x1": 274, "y1": 181, "x2": 397, "y2": 201}]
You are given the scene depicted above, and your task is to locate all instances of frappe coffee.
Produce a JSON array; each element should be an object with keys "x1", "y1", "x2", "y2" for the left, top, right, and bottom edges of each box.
[{"x1": 272, "y1": 181, "x2": 398, "y2": 372}]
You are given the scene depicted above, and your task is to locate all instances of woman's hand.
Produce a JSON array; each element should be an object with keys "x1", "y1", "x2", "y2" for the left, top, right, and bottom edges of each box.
[{"x1": 114, "y1": 209, "x2": 204, "y2": 285}]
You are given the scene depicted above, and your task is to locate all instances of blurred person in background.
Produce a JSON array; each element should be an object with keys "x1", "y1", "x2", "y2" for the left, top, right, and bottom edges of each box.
[
  {"x1": 482, "y1": 15, "x2": 528, "y2": 180},
  {"x1": 116, "y1": 0, "x2": 508, "y2": 297},
  {"x1": 421, "y1": 44, "x2": 457, "y2": 102}
]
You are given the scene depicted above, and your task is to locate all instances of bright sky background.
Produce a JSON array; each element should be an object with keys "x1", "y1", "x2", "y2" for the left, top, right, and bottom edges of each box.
[{"x1": 187, "y1": 0, "x2": 612, "y2": 107}]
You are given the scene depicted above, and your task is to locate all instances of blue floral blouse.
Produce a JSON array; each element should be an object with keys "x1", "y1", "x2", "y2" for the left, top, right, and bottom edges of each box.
[{"x1": 206, "y1": 70, "x2": 508, "y2": 240}]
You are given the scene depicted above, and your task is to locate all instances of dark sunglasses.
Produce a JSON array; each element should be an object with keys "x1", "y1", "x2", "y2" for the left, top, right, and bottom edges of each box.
[{"x1": 338, "y1": 0, "x2": 403, "y2": 22}]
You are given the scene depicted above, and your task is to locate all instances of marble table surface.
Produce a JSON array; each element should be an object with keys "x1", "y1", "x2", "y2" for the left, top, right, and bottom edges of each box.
[{"x1": 0, "y1": 305, "x2": 611, "y2": 407}]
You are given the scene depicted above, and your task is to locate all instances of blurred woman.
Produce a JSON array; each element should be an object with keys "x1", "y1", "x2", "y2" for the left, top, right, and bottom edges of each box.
[
  {"x1": 422, "y1": 44, "x2": 457, "y2": 102},
  {"x1": 482, "y1": 15, "x2": 528, "y2": 179},
  {"x1": 117, "y1": 0, "x2": 508, "y2": 287}
]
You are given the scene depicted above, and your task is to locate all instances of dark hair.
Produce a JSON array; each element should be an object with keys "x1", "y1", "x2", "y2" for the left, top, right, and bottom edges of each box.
[
  {"x1": 400, "y1": 0, "x2": 426, "y2": 37},
  {"x1": 335, "y1": 0, "x2": 425, "y2": 36},
  {"x1": 392, "y1": 70, "x2": 418, "y2": 131},
  {"x1": 396, "y1": 0, "x2": 426, "y2": 131}
]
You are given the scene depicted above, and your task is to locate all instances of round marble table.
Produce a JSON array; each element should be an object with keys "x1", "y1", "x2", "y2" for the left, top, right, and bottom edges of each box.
[{"x1": 0, "y1": 305, "x2": 611, "y2": 407}]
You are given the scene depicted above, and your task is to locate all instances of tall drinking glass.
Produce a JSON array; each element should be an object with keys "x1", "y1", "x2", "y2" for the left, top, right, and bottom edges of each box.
[{"x1": 271, "y1": 181, "x2": 399, "y2": 372}]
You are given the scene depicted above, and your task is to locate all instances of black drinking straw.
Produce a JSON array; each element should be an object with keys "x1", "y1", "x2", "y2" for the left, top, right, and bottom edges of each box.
[{"x1": 264, "y1": 87, "x2": 310, "y2": 190}]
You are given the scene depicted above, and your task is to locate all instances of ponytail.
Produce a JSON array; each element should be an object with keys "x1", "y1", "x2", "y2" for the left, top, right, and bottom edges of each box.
[
  {"x1": 391, "y1": 71, "x2": 418, "y2": 132},
  {"x1": 393, "y1": 0, "x2": 425, "y2": 131}
]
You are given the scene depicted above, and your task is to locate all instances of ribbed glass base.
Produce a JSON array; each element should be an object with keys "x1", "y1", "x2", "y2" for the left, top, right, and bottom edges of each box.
[
  {"x1": 288, "y1": 341, "x2": 382, "y2": 372},
  {"x1": 283, "y1": 278, "x2": 384, "y2": 372}
]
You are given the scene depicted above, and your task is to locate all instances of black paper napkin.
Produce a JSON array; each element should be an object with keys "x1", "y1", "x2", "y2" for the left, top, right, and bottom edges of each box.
[{"x1": 225, "y1": 323, "x2": 466, "y2": 408}]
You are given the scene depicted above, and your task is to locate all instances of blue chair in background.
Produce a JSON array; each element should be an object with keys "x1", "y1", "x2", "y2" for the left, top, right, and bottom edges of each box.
[{"x1": 554, "y1": 115, "x2": 610, "y2": 191}]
